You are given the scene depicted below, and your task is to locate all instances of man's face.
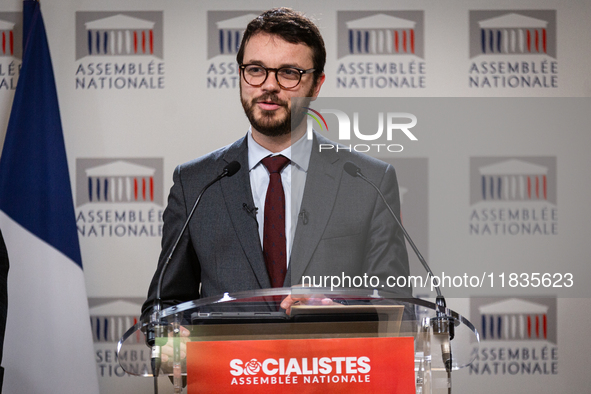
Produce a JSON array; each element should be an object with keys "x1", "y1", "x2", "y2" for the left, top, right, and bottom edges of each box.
[{"x1": 240, "y1": 33, "x2": 324, "y2": 138}]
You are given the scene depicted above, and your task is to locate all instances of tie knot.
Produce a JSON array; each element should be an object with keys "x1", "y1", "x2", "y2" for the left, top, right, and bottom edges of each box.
[{"x1": 261, "y1": 155, "x2": 290, "y2": 174}]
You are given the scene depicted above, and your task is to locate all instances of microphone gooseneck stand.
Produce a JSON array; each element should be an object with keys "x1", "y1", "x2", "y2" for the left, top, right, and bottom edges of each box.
[
  {"x1": 344, "y1": 161, "x2": 454, "y2": 392},
  {"x1": 147, "y1": 161, "x2": 241, "y2": 394}
]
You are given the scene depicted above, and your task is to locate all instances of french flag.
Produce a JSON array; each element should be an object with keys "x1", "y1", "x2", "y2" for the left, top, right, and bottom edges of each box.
[{"x1": 0, "y1": 1, "x2": 98, "y2": 393}]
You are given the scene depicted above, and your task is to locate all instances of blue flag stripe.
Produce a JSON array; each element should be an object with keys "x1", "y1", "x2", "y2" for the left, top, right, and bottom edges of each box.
[{"x1": 0, "y1": 0, "x2": 82, "y2": 268}]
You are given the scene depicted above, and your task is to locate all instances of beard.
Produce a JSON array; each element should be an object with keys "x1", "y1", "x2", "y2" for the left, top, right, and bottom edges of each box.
[{"x1": 240, "y1": 84, "x2": 316, "y2": 138}]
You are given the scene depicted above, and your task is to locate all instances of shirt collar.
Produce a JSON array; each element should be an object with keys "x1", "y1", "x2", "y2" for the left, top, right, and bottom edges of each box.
[{"x1": 247, "y1": 127, "x2": 312, "y2": 172}]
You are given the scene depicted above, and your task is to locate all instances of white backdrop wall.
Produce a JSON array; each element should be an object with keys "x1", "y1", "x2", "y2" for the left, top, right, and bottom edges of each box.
[{"x1": 0, "y1": 0, "x2": 590, "y2": 393}]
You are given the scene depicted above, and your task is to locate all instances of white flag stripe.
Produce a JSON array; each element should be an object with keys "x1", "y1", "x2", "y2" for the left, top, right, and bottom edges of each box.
[{"x1": 1, "y1": 212, "x2": 99, "y2": 393}]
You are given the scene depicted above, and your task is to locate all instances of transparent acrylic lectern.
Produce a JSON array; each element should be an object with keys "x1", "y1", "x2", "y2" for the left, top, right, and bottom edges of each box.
[{"x1": 118, "y1": 288, "x2": 479, "y2": 394}]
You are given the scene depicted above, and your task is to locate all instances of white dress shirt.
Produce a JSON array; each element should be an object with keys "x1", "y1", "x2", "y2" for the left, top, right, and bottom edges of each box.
[{"x1": 247, "y1": 129, "x2": 312, "y2": 266}]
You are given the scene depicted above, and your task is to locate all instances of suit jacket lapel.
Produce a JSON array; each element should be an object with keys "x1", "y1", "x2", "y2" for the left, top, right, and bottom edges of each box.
[
  {"x1": 289, "y1": 133, "x2": 341, "y2": 285},
  {"x1": 220, "y1": 136, "x2": 271, "y2": 288}
]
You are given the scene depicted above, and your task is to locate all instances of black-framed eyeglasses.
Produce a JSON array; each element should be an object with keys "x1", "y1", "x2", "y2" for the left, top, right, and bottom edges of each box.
[{"x1": 239, "y1": 64, "x2": 315, "y2": 90}]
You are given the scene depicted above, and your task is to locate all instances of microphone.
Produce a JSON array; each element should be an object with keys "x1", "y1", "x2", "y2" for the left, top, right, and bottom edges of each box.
[
  {"x1": 299, "y1": 210, "x2": 309, "y2": 225},
  {"x1": 243, "y1": 203, "x2": 258, "y2": 217},
  {"x1": 344, "y1": 161, "x2": 442, "y2": 300},
  {"x1": 344, "y1": 161, "x2": 455, "y2": 370},
  {"x1": 154, "y1": 160, "x2": 241, "y2": 308},
  {"x1": 148, "y1": 161, "x2": 241, "y2": 380},
  {"x1": 224, "y1": 161, "x2": 241, "y2": 177},
  {"x1": 343, "y1": 162, "x2": 361, "y2": 178}
]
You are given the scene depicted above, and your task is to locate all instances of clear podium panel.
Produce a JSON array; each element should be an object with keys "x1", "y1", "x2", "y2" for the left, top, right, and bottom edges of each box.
[{"x1": 118, "y1": 288, "x2": 479, "y2": 393}]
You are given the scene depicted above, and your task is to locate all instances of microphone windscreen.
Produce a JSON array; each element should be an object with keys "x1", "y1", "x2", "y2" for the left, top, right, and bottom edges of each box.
[
  {"x1": 224, "y1": 161, "x2": 241, "y2": 177},
  {"x1": 343, "y1": 161, "x2": 360, "y2": 177}
]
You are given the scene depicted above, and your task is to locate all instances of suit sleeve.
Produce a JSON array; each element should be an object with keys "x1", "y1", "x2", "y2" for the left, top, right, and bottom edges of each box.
[
  {"x1": 141, "y1": 165, "x2": 201, "y2": 319},
  {"x1": 0, "y1": 229, "x2": 8, "y2": 387},
  {"x1": 362, "y1": 163, "x2": 412, "y2": 297}
]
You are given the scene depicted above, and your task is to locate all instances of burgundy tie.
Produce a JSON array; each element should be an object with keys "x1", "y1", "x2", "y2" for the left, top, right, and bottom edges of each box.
[{"x1": 261, "y1": 155, "x2": 290, "y2": 288}]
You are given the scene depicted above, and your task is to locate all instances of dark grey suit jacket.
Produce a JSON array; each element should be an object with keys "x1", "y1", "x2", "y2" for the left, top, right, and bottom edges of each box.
[{"x1": 142, "y1": 133, "x2": 410, "y2": 316}]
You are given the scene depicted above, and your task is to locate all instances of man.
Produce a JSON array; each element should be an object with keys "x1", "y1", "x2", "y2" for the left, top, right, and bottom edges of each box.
[
  {"x1": 0, "y1": 229, "x2": 7, "y2": 391},
  {"x1": 142, "y1": 8, "x2": 410, "y2": 317}
]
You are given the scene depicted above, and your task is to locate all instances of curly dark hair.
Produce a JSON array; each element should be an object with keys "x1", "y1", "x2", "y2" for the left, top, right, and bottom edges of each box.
[{"x1": 236, "y1": 8, "x2": 326, "y2": 82}]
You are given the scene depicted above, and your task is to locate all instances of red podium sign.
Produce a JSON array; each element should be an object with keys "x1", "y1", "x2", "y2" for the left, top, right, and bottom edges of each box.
[{"x1": 186, "y1": 337, "x2": 415, "y2": 393}]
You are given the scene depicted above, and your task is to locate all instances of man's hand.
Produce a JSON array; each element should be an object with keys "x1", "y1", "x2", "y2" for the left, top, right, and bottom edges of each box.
[
  {"x1": 160, "y1": 325, "x2": 190, "y2": 363},
  {"x1": 280, "y1": 293, "x2": 340, "y2": 315}
]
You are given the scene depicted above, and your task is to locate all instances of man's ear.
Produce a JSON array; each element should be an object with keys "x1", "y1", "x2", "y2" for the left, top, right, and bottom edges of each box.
[{"x1": 312, "y1": 73, "x2": 326, "y2": 98}]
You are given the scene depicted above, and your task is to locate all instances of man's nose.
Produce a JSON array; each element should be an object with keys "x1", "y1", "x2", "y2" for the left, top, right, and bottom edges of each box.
[{"x1": 261, "y1": 70, "x2": 281, "y2": 92}]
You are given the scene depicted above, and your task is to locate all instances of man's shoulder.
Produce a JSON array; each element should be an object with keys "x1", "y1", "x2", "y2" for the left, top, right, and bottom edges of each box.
[{"x1": 178, "y1": 135, "x2": 247, "y2": 173}]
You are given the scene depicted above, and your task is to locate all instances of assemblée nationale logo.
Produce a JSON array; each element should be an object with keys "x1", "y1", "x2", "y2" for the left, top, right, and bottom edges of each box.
[
  {"x1": 89, "y1": 298, "x2": 147, "y2": 378},
  {"x1": 469, "y1": 297, "x2": 558, "y2": 376},
  {"x1": 469, "y1": 157, "x2": 557, "y2": 236},
  {"x1": 206, "y1": 11, "x2": 260, "y2": 89},
  {"x1": 336, "y1": 11, "x2": 426, "y2": 90},
  {"x1": 74, "y1": 11, "x2": 164, "y2": 90},
  {"x1": 75, "y1": 158, "x2": 164, "y2": 237},
  {"x1": 468, "y1": 10, "x2": 557, "y2": 89},
  {"x1": 0, "y1": 12, "x2": 22, "y2": 91}
]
